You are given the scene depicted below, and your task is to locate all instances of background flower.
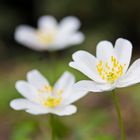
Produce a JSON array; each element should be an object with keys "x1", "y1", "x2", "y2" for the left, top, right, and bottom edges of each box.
[
  {"x1": 70, "y1": 38, "x2": 140, "y2": 92},
  {"x1": 14, "y1": 16, "x2": 85, "y2": 51},
  {"x1": 10, "y1": 70, "x2": 88, "y2": 116}
]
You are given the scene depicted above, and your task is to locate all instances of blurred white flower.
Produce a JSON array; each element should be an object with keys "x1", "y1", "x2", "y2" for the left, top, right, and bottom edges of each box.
[
  {"x1": 10, "y1": 70, "x2": 89, "y2": 116},
  {"x1": 15, "y1": 16, "x2": 85, "y2": 51},
  {"x1": 69, "y1": 38, "x2": 140, "y2": 91}
]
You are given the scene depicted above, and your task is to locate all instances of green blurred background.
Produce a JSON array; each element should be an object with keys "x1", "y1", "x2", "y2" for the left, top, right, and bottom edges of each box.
[{"x1": 0, "y1": 0, "x2": 140, "y2": 140}]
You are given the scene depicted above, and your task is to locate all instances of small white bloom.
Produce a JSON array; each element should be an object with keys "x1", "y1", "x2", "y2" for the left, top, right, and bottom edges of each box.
[
  {"x1": 15, "y1": 15, "x2": 85, "y2": 51},
  {"x1": 69, "y1": 38, "x2": 140, "y2": 92},
  {"x1": 10, "y1": 70, "x2": 88, "y2": 116}
]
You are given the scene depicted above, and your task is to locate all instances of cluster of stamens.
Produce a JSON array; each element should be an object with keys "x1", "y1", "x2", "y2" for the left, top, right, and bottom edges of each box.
[
  {"x1": 43, "y1": 97, "x2": 62, "y2": 108},
  {"x1": 38, "y1": 85, "x2": 53, "y2": 93},
  {"x1": 96, "y1": 56, "x2": 126, "y2": 83},
  {"x1": 38, "y1": 85, "x2": 63, "y2": 108},
  {"x1": 36, "y1": 30, "x2": 56, "y2": 45}
]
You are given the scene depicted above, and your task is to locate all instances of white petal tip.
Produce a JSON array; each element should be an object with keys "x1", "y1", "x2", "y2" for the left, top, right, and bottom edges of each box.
[
  {"x1": 71, "y1": 50, "x2": 86, "y2": 59},
  {"x1": 56, "y1": 106, "x2": 77, "y2": 116},
  {"x1": 62, "y1": 16, "x2": 81, "y2": 26},
  {"x1": 97, "y1": 40, "x2": 113, "y2": 47},
  {"x1": 27, "y1": 69, "x2": 40, "y2": 77},
  {"x1": 69, "y1": 62, "x2": 75, "y2": 68},
  {"x1": 63, "y1": 71, "x2": 74, "y2": 78},
  {"x1": 116, "y1": 38, "x2": 132, "y2": 48},
  {"x1": 14, "y1": 25, "x2": 34, "y2": 41},
  {"x1": 10, "y1": 100, "x2": 21, "y2": 110}
]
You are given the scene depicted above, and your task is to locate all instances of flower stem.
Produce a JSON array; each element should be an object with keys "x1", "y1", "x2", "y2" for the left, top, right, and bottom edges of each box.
[
  {"x1": 112, "y1": 90, "x2": 126, "y2": 140},
  {"x1": 50, "y1": 114, "x2": 56, "y2": 140}
]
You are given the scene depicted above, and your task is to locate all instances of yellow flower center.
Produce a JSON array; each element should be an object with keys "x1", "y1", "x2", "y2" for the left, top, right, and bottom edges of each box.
[
  {"x1": 38, "y1": 85, "x2": 63, "y2": 108},
  {"x1": 36, "y1": 30, "x2": 56, "y2": 45},
  {"x1": 43, "y1": 97, "x2": 62, "y2": 108},
  {"x1": 96, "y1": 56, "x2": 126, "y2": 84}
]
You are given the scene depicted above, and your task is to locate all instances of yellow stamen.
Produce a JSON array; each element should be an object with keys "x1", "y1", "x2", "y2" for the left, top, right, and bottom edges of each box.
[
  {"x1": 43, "y1": 97, "x2": 62, "y2": 108},
  {"x1": 36, "y1": 30, "x2": 56, "y2": 45},
  {"x1": 38, "y1": 85, "x2": 52, "y2": 93},
  {"x1": 56, "y1": 89, "x2": 63, "y2": 95},
  {"x1": 96, "y1": 56, "x2": 126, "y2": 83},
  {"x1": 37, "y1": 85, "x2": 63, "y2": 108}
]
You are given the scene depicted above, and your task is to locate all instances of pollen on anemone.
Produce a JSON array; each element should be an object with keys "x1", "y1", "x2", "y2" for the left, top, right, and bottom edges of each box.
[
  {"x1": 69, "y1": 38, "x2": 140, "y2": 91},
  {"x1": 10, "y1": 70, "x2": 89, "y2": 116}
]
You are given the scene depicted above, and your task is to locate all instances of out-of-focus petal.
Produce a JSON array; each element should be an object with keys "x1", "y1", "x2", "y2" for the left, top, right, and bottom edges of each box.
[
  {"x1": 51, "y1": 105, "x2": 77, "y2": 116},
  {"x1": 38, "y1": 15, "x2": 57, "y2": 32},
  {"x1": 59, "y1": 16, "x2": 81, "y2": 34},
  {"x1": 64, "y1": 32, "x2": 85, "y2": 46},
  {"x1": 15, "y1": 25, "x2": 46, "y2": 51},
  {"x1": 15, "y1": 81, "x2": 37, "y2": 101},
  {"x1": 53, "y1": 71, "x2": 75, "y2": 96},
  {"x1": 27, "y1": 69, "x2": 50, "y2": 89},
  {"x1": 10, "y1": 99, "x2": 35, "y2": 110},
  {"x1": 62, "y1": 88, "x2": 88, "y2": 106}
]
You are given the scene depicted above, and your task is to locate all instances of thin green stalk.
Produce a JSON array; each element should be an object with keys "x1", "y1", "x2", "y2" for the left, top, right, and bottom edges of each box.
[
  {"x1": 49, "y1": 52, "x2": 57, "y2": 140},
  {"x1": 112, "y1": 90, "x2": 126, "y2": 140},
  {"x1": 50, "y1": 114, "x2": 56, "y2": 140}
]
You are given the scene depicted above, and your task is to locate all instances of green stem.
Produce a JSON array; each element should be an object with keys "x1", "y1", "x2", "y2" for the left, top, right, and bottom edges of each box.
[
  {"x1": 112, "y1": 90, "x2": 126, "y2": 140},
  {"x1": 50, "y1": 114, "x2": 56, "y2": 140}
]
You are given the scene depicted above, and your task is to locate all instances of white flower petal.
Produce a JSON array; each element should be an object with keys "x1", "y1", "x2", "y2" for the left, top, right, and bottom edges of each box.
[
  {"x1": 51, "y1": 105, "x2": 77, "y2": 116},
  {"x1": 25, "y1": 108, "x2": 49, "y2": 115},
  {"x1": 65, "y1": 32, "x2": 85, "y2": 45},
  {"x1": 52, "y1": 32, "x2": 85, "y2": 51},
  {"x1": 15, "y1": 25, "x2": 46, "y2": 51},
  {"x1": 116, "y1": 58, "x2": 140, "y2": 88},
  {"x1": 53, "y1": 71, "x2": 75, "y2": 95},
  {"x1": 62, "y1": 88, "x2": 88, "y2": 106},
  {"x1": 10, "y1": 99, "x2": 77, "y2": 116},
  {"x1": 15, "y1": 16, "x2": 84, "y2": 52},
  {"x1": 10, "y1": 99, "x2": 34, "y2": 110},
  {"x1": 59, "y1": 16, "x2": 81, "y2": 34},
  {"x1": 27, "y1": 69, "x2": 50, "y2": 89},
  {"x1": 71, "y1": 80, "x2": 113, "y2": 92},
  {"x1": 10, "y1": 98, "x2": 51, "y2": 115},
  {"x1": 114, "y1": 38, "x2": 132, "y2": 72},
  {"x1": 15, "y1": 81, "x2": 37, "y2": 101},
  {"x1": 96, "y1": 41, "x2": 114, "y2": 63},
  {"x1": 38, "y1": 15, "x2": 57, "y2": 31},
  {"x1": 69, "y1": 50, "x2": 105, "y2": 83}
]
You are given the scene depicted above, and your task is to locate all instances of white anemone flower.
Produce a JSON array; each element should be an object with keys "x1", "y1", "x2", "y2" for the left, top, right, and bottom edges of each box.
[
  {"x1": 10, "y1": 70, "x2": 89, "y2": 116},
  {"x1": 15, "y1": 15, "x2": 85, "y2": 51},
  {"x1": 69, "y1": 38, "x2": 140, "y2": 92}
]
